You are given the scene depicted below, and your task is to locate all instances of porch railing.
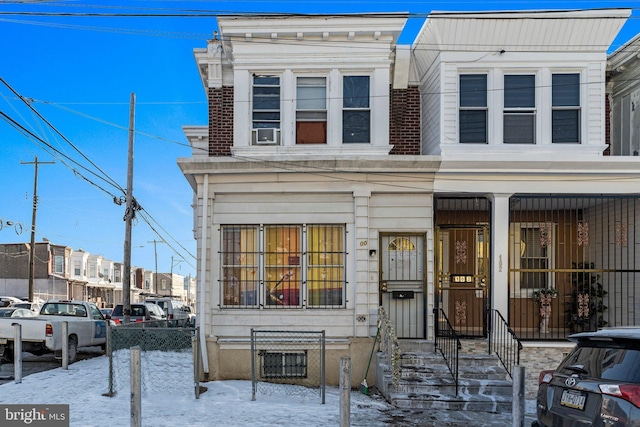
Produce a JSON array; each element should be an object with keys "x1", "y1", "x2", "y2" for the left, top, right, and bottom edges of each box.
[
  {"x1": 378, "y1": 307, "x2": 401, "y2": 386},
  {"x1": 488, "y1": 309, "x2": 522, "y2": 379},
  {"x1": 434, "y1": 307, "x2": 462, "y2": 396}
]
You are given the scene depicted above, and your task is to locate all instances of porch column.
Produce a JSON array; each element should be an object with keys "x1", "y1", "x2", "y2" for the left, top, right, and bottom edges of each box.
[{"x1": 489, "y1": 193, "x2": 512, "y2": 318}]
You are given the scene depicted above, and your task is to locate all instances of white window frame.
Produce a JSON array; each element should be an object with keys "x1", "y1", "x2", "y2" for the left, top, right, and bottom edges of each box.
[
  {"x1": 54, "y1": 255, "x2": 64, "y2": 274},
  {"x1": 296, "y1": 75, "x2": 328, "y2": 144},
  {"x1": 251, "y1": 75, "x2": 282, "y2": 145},
  {"x1": 510, "y1": 222, "x2": 556, "y2": 297},
  {"x1": 503, "y1": 73, "x2": 537, "y2": 144},
  {"x1": 459, "y1": 73, "x2": 488, "y2": 144},
  {"x1": 551, "y1": 72, "x2": 581, "y2": 144},
  {"x1": 342, "y1": 75, "x2": 371, "y2": 144}
]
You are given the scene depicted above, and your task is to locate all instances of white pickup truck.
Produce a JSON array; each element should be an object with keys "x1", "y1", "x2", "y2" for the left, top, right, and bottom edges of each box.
[{"x1": 0, "y1": 300, "x2": 108, "y2": 364}]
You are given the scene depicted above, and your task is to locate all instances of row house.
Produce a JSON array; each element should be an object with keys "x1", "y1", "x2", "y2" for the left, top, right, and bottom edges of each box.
[
  {"x1": 0, "y1": 241, "x2": 154, "y2": 308},
  {"x1": 0, "y1": 240, "x2": 79, "y2": 301},
  {"x1": 178, "y1": 10, "x2": 640, "y2": 386}
]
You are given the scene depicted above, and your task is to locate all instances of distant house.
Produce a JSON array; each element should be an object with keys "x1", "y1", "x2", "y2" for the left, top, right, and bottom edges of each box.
[
  {"x1": 0, "y1": 240, "x2": 78, "y2": 301},
  {"x1": 179, "y1": 10, "x2": 640, "y2": 386}
]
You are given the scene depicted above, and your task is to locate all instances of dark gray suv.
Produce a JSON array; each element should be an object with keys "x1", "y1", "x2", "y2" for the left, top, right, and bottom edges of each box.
[{"x1": 533, "y1": 328, "x2": 640, "y2": 427}]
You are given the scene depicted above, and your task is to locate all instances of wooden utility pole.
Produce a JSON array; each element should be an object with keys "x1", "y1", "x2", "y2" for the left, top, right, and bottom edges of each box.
[
  {"x1": 21, "y1": 156, "x2": 54, "y2": 302},
  {"x1": 123, "y1": 93, "x2": 135, "y2": 324}
]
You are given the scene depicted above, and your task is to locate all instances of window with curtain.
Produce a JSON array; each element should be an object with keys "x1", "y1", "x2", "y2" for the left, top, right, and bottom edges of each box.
[
  {"x1": 296, "y1": 77, "x2": 327, "y2": 144},
  {"x1": 220, "y1": 224, "x2": 346, "y2": 308}
]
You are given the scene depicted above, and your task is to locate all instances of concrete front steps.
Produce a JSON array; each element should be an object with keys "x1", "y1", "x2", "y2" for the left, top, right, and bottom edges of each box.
[{"x1": 376, "y1": 340, "x2": 513, "y2": 412}]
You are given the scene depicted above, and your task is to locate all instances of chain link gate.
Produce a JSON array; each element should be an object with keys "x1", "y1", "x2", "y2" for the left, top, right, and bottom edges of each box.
[
  {"x1": 105, "y1": 322, "x2": 200, "y2": 399},
  {"x1": 251, "y1": 329, "x2": 325, "y2": 403}
]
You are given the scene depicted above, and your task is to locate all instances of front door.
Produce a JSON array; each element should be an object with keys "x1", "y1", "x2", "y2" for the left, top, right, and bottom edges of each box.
[
  {"x1": 436, "y1": 226, "x2": 489, "y2": 337},
  {"x1": 380, "y1": 234, "x2": 426, "y2": 339}
]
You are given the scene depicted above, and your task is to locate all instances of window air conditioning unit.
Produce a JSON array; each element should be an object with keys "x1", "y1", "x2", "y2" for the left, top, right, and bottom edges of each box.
[{"x1": 252, "y1": 128, "x2": 280, "y2": 145}]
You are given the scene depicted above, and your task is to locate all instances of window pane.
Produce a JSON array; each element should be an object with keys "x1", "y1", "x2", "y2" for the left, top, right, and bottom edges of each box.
[
  {"x1": 343, "y1": 111, "x2": 370, "y2": 143},
  {"x1": 265, "y1": 226, "x2": 301, "y2": 307},
  {"x1": 460, "y1": 75, "x2": 487, "y2": 107},
  {"x1": 460, "y1": 110, "x2": 487, "y2": 143},
  {"x1": 552, "y1": 74, "x2": 579, "y2": 106},
  {"x1": 307, "y1": 225, "x2": 345, "y2": 307},
  {"x1": 297, "y1": 77, "x2": 326, "y2": 110},
  {"x1": 221, "y1": 226, "x2": 259, "y2": 307},
  {"x1": 253, "y1": 76, "x2": 280, "y2": 131},
  {"x1": 504, "y1": 114, "x2": 535, "y2": 144},
  {"x1": 505, "y1": 75, "x2": 535, "y2": 108},
  {"x1": 343, "y1": 76, "x2": 369, "y2": 108},
  {"x1": 553, "y1": 110, "x2": 580, "y2": 143}
]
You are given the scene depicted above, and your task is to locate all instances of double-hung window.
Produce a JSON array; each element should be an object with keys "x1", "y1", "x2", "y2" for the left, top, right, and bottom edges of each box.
[
  {"x1": 296, "y1": 77, "x2": 327, "y2": 144},
  {"x1": 459, "y1": 74, "x2": 488, "y2": 143},
  {"x1": 552, "y1": 73, "x2": 580, "y2": 143},
  {"x1": 504, "y1": 74, "x2": 536, "y2": 144},
  {"x1": 252, "y1": 76, "x2": 281, "y2": 144},
  {"x1": 54, "y1": 256, "x2": 64, "y2": 274},
  {"x1": 343, "y1": 76, "x2": 370, "y2": 143},
  {"x1": 221, "y1": 224, "x2": 346, "y2": 308}
]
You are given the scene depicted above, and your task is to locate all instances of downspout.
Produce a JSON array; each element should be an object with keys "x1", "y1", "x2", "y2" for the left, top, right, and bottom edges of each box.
[{"x1": 199, "y1": 174, "x2": 210, "y2": 377}]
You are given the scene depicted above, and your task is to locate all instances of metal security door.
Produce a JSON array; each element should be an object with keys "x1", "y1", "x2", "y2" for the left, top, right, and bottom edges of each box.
[
  {"x1": 436, "y1": 226, "x2": 489, "y2": 338},
  {"x1": 380, "y1": 234, "x2": 426, "y2": 339}
]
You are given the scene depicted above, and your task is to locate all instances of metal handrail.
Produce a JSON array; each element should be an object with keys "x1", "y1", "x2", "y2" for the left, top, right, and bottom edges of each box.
[
  {"x1": 434, "y1": 308, "x2": 462, "y2": 396},
  {"x1": 488, "y1": 309, "x2": 522, "y2": 379}
]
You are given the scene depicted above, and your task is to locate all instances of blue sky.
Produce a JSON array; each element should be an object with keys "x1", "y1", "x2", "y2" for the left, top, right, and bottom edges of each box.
[{"x1": 1, "y1": 1, "x2": 639, "y2": 280}]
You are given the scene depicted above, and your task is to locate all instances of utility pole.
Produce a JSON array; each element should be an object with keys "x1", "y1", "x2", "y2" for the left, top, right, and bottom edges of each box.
[
  {"x1": 123, "y1": 93, "x2": 135, "y2": 325},
  {"x1": 147, "y1": 239, "x2": 162, "y2": 295},
  {"x1": 21, "y1": 156, "x2": 54, "y2": 302}
]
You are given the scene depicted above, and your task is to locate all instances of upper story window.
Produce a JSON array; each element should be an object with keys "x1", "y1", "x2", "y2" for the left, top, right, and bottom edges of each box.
[
  {"x1": 296, "y1": 77, "x2": 327, "y2": 144},
  {"x1": 252, "y1": 76, "x2": 281, "y2": 145},
  {"x1": 342, "y1": 76, "x2": 370, "y2": 143},
  {"x1": 74, "y1": 260, "x2": 81, "y2": 276},
  {"x1": 552, "y1": 73, "x2": 580, "y2": 143},
  {"x1": 89, "y1": 263, "x2": 96, "y2": 278},
  {"x1": 504, "y1": 74, "x2": 536, "y2": 144},
  {"x1": 54, "y1": 255, "x2": 64, "y2": 274},
  {"x1": 459, "y1": 74, "x2": 487, "y2": 143},
  {"x1": 114, "y1": 269, "x2": 121, "y2": 282}
]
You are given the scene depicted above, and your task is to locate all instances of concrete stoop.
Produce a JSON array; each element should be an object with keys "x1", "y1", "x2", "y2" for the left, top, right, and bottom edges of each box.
[{"x1": 378, "y1": 343, "x2": 513, "y2": 412}]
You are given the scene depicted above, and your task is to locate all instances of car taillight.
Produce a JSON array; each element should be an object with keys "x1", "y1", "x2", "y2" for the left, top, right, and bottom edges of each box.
[
  {"x1": 114, "y1": 319, "x2": 121, "y2": 325},
  {"x1": 600, "y1": 384, "x2": 640, "y2": 408},
  {"x1": 538, "y1": 370, "x2": 554, "y2": 385},
  {"x1": 169, "y1": 314, "x2": 173, "y2": 320},
  {"x1": 46, "y1": 324, "x2": 53, "y2": 337}
]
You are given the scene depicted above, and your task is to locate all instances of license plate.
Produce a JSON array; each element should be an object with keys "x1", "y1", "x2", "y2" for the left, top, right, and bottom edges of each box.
[{"x1": 560, "y1": 389, "x2": 587, "y2": 411}]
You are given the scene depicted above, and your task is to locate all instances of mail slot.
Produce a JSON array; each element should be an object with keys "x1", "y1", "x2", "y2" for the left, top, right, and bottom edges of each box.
[{"x1": 392, "y1": 291, "x2": 414, "y2": 299}]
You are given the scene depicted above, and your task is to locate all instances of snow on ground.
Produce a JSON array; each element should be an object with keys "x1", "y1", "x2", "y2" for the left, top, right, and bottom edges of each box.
[
  {"x1": 0, "y1": 352, "x2": 395, "y2": 427},
  {"x1": 0, "y1": 352, "x2": 537, "y2": 426}
]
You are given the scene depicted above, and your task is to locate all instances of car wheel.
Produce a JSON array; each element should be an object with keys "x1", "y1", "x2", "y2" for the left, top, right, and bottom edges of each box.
[
  {"x1": 1, "y1": 347, "x2": 13, "y2": 363},
  {"x1": 67, "y1": 337, "x2": 78, "y2": 364}
]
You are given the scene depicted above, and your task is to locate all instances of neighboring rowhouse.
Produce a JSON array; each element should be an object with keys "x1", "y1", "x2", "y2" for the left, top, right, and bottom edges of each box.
[{"x1": 178, "y1": 10, "x2": 640, "y2": 386}]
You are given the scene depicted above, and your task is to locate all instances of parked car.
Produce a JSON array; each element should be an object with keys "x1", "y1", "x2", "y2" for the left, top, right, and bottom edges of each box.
[
  {"x1": 144, "y1": 298, "x2": 189, "y2": 327},
  {"x1": 12, "y1": 301, "x2": 42, "y2": 313},
  {"x1": 110, "y1": 303, "x2": 166, "y2": 326},
  {"x1": 0, "y1": 296, "x2": 26, "y2": 308},
  {"x1": 533, "y1": 327, "x2": 640, "y2": 427},
  {"x1": 0, "y1": 307, "x2": 38, "y2": 318},
  {"x1": 184, "y1": 305, "x2": 196, "y2": 327}
]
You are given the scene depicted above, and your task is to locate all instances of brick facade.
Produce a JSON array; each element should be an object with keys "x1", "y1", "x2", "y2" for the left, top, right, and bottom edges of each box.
[
  {"x1": 208, "y1": 86, "x2": 234, "y2": 156},
  {"x1": 389, "y1": 85, "x2": 421, "y2": 155},
  {"x1": 207, "y1": 84, "x2": 421, "y2": 156}
]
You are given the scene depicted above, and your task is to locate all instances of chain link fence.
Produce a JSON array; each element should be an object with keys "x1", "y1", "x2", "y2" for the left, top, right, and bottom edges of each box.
[
  {"x1": 251, "y1": 330, "x2": 325, "y2": 403},
  {"x1": 105, "y1": 322, "x2": 200, "y2": 399}
]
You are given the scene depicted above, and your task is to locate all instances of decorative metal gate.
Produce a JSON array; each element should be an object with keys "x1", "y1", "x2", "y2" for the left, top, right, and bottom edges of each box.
[
  {"x1": 379, "y1": 234, "x2": 426, "y2": 339},
  {"x1": 435, "y1": 197, "x2": 492, "y2": 338},
  {"x1": 509, "y1": 195, "x2": 640, "y2": 340}
]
